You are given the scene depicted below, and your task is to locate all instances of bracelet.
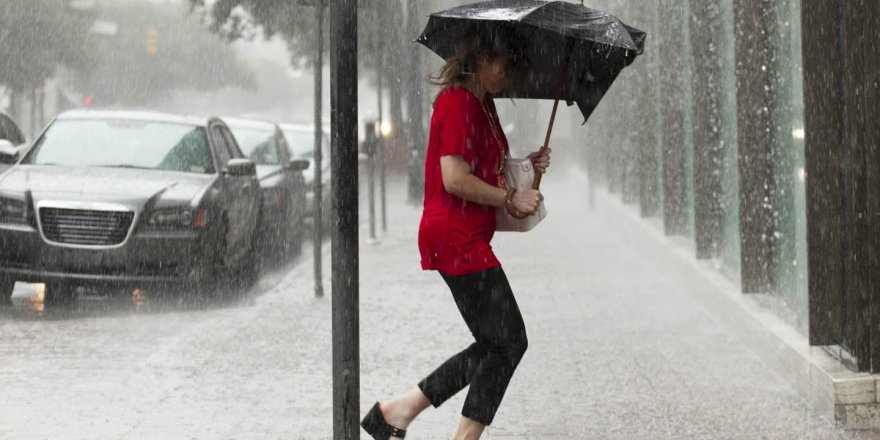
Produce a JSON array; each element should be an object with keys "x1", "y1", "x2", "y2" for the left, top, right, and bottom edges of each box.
[{"x1": 504, "y1": 188, "x2": 520, "y2": 217}]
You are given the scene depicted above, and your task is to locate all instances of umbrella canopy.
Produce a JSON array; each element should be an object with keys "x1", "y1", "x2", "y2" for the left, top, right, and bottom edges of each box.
[{"x1": 417, "y1": 0, "x2": 646, "y2": 123}]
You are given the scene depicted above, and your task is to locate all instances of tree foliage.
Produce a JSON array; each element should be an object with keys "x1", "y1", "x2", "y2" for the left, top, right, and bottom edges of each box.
[
  {"x1": 189, "y1": 0, "x2": 325, "y2": 69},
  {"x1": 71, "y1": 1, "x2": 256, "y2": 106},
  {"x1": 0, "y1": 0, "x2": 95, "y2": 91}
]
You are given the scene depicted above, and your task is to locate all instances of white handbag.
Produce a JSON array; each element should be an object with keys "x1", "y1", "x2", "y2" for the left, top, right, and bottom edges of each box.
[{"x1": 496, "y1": 157, "x2": 547, "y2": 232}]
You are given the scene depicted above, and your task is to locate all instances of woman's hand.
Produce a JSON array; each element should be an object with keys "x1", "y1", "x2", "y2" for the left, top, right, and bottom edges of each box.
[
  {"x1": 527, "y1": 147, "x2": 552, "y2": 174},
  {"x1": 511, "y1": 188, "x2": 543, "y2": 216}
]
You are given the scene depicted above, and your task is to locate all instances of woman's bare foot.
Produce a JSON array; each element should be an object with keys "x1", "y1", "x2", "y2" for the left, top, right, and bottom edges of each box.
[{"x1": 378, "y1": 387, "x2": 431, "y2": 438}]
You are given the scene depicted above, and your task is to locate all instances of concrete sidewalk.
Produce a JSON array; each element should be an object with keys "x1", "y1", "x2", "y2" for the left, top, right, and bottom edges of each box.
[{"x1": 355, "y1": 170, "x2": 875, "y2": 439}]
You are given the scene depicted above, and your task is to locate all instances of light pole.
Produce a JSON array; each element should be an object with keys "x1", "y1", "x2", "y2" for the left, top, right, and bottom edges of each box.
[
  {"x1": 313, "y1": 0, "x2": 325, "y2": 298},
  {"x1": 330, "y1": 0, "x2": 359, "y2": 436}
]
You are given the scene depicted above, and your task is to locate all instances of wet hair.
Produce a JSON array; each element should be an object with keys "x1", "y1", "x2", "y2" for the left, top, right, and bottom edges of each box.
[{"x1": 428, "y1": 27, "x2": 525, "y2": 92}]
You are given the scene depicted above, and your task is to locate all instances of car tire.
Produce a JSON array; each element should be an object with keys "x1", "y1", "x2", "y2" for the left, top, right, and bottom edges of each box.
[
  {"x1": 198, "y1": 216, "x2": 229, "y2": 298},
  {"x1": 236, "y1": 215, "x2": 261, "y2": 290},
  {"x1": 44, "y1": 281, "x2": 75, "y2": 306},
  {"x1": 0, "y1": 277, "x2": 14, "y2": 306}
]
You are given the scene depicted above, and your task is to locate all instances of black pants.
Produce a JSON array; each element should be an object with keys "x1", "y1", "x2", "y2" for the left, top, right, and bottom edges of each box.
[{"x1": 418, "y1": 266, "x2": 528, "y2": 426}]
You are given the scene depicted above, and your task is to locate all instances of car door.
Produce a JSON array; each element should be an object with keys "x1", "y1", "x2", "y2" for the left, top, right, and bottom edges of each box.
[
  {"x1": 275, "y1": 129, "x2": 303, "y2": 221},
  {"x1": 209, "y1": 123, "x2": 249, "y2": 259},
  {"x1": 218, "y1": 126, "x2": 260, "y2": 252}
]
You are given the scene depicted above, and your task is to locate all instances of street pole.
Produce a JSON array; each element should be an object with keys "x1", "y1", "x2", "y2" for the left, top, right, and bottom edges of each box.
[
  {"x1": 406, "y1": 0, "x2": 426, "y2": 205},
  {"x1": 365, "y1": 122, "x2": 378, "y2": 243},
  {"x1": 376, "y1": 1, "x2": 388, "y2": 232},
  {"x1": 313, "y1": 0, "x2": 325, "y2": 298},
  {"x1": 330, "y1": 0, "x2": 359, "y2": 437}
]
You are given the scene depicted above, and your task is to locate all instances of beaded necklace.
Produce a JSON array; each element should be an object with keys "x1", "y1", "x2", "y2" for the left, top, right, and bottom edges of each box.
[{"x1": 478, "y1": 99, "x2": 507, "y2": 189}]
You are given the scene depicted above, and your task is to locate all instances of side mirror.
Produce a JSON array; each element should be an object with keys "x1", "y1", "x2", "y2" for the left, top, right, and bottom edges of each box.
[
  {"x1": 223, "y1": 158, "x2": 256, "y2": 177},
  {"x1": 289, "y1": 158, "x2": 310, "y2": 171},
  {"x1": 0, "y1": 139, "x2": 18, "y2": 164}
]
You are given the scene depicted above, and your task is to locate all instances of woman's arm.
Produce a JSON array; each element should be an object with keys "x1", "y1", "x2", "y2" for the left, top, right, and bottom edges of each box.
[
  {"x1": 441, "y1": 155, "x2": 543, "y2": 214},
  {"x1": 441, "y1": 155, "x2": 507, "y2": 207}
]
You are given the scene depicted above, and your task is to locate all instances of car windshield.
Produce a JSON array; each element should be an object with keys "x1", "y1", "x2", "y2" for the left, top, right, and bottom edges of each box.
[
  {"x1": 229, "y1": 127, "x2": 281, "y2": 165},
  {"x1": 282, "y1": 129, "x2": 316, "y2": 159},
  {"x1": 22, "y1": 119, "x2": 215, "y2": 174}
]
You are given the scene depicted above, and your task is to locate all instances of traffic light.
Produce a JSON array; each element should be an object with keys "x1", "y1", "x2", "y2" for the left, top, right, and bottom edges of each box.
[{"x1": 147, "y1": 27, "x2": 158, "y2": 55}]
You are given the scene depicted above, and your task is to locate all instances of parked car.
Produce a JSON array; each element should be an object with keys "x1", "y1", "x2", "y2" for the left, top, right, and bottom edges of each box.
[
  {"x1": 222, "y1": 117, "x2": 310, "y2": 252},
  {"x1": 0, "y1": 110, "x2": 262, "y2": 304},
  {"x1": 0, "y1": 112, "x2": 26, "y2": 175},
  {"x1": 279, "y1": 122, "x2": 331, "y2": 229}
]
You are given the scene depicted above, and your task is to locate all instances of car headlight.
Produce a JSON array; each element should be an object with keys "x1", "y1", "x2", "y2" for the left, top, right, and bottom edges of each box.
[
  {"x1": 0, "y1": 197, "x2": 28, "y2": 224},
  {"x1": 147, "y1": 208, "x2": 204, "y2": 229}
]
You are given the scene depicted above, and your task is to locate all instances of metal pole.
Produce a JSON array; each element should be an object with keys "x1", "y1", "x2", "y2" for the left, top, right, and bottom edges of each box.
[
  {"x1": 366, "y1": 122, "x2": 377, "y2": 242},
  {"x1": 406, "y1": 0, "x2": 426, "y2": 205},
  {"x1": 330, "y1": 0, "x2": 359, "y2": 436},
  {"x1": 313, "y1": 0, "x2": 325, "y2": 298},
  {"x1": 376, "y1": 2, "x2": 387, "y2": 232}
]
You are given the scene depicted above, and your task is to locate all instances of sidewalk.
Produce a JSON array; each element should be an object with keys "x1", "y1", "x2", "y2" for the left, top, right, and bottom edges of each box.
[
  {"x1": 355, "y1": 170, "x2": 873, "y2": 439},
  {"x1": 6, "y1": 169, "x2": 874, "y2": 439}
]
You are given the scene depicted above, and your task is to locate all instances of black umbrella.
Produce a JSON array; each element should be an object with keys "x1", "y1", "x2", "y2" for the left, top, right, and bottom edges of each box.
[{"x1": 417, "y1": 0, "x2": 646, "y2": 188}]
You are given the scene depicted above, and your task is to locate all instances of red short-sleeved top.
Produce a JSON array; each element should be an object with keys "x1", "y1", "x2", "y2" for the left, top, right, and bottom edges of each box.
[{"x1": 418, "y1": 86, "x2": 509, "y2": 275}]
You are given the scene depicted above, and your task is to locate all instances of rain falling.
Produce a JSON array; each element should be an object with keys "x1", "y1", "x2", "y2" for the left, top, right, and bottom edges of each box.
[{"x1": 1, "y1": 0, "x2": 879, "y2": 438}]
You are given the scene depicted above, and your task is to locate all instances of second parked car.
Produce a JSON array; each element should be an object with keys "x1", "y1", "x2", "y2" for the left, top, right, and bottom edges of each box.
[
  {"x1": 223, "y1": 117, "x2": 310, "y2": 252},
  {"x1": 0, "y1": 110, "x2": 262, "y2": 304}
]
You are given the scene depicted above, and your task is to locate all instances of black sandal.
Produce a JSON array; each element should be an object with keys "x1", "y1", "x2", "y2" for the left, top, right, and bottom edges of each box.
[{"x1": 361, "y1": 402, "x2": 407, "y2": 439}]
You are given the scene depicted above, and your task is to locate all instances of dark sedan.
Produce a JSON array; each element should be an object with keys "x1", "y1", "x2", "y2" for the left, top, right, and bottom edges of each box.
[
  {"x1": 0, "y1": 110, "x2": 262, "y2": 305},
  {"x1": 279, "y1": 122, "x2": 331, "y2": 229},
  {"x1": 223, "y1": 117, "x2": 309, "y2": 252}
]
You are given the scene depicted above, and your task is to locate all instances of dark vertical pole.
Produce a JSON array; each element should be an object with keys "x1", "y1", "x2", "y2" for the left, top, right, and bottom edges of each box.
[
  {"x1": 376, "y1": 1, "x2": 387, "y2": 233},
  {"x1": 367, "y1": 123, "x2": 378, "y2": 242},
  {"x1": 658, "y1": 0, "x2": 688, "y2": 235},
  {"x1": 690, "y1": 0, "x2": 724, "y2": 259},
  {"x1": 406, "y1": 0, "x2": 426, "y2": 205},
  {"x1": 385, "y1": 0, "x2": 405, "y2": 134},
  {"x1": 330, "y1": 0, "x2": 359, "y2": 436},
  {"x1": 635, "y1": 0, "x2": 660, "y2": 218},
  {"x1": 802, "y1": 0, "x2": 844, "y2": 346},
  {"x1": 733, "y1": 0, "x2": 777, "y2": 293},
  {"x1": 313, "y1": 0, "x2": 325, "y2": 298}
]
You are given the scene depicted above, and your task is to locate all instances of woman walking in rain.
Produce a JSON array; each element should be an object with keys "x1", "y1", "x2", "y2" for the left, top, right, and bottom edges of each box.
[{"x1": 361, "y1": 31, "x2": 550, "y2": 440}]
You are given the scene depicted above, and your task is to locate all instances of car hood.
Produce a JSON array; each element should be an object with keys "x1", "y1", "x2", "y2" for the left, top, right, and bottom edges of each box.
[{"x1": 0, "y1": 165, "x2": 215, "y2": 205}]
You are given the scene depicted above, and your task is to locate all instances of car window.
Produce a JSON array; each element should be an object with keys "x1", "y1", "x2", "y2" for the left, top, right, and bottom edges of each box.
[
  {"x1": 23, "y1": 119, "x2": 215, "y2": 174},
  {"x1": 282, "y1": 128, "x2": 327, "y2": 160},
  {"x1": 228, "y1": 126, "x2": 281, "y2": 165}
]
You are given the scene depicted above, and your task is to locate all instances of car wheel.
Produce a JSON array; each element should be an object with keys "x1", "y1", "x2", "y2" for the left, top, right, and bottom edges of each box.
[
  {"x1": 233, "y1": 215, "x2": 261, "y2": 291},
  {"x1": 0, "y1": 277, "x2": 14, "y2": 306},
  {"x1": 44, "y1": 281, "x2": 76, "y2": 306},
  {"x1": 198, "y1": 217, "x2": 229, "y2": 298}
]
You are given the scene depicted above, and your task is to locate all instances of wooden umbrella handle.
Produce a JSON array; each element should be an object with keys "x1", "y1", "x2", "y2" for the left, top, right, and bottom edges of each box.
[{"x1": 532, "y1": 60, "x2": 570, "y2": 191}]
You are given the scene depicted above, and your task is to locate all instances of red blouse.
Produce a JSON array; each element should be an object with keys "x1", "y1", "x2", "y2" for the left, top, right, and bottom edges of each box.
[{"x1": 418, "y1": 86, "x2": 509, "y2": 275}]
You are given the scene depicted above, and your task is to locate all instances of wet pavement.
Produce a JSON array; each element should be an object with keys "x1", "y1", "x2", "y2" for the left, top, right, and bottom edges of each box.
[{"x1": 1, "y1": 171, "x2": 878, "y2": 439}]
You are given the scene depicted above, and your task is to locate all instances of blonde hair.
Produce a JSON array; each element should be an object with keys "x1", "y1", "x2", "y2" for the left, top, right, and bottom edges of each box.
[{"x1": 428, "y1": 30, "x2": 525, "y2": 97}]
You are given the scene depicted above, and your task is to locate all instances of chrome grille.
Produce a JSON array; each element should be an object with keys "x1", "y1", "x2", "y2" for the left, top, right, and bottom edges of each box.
[{"x1": 39, "y1": 207, "x2": 134, "y2": 246}]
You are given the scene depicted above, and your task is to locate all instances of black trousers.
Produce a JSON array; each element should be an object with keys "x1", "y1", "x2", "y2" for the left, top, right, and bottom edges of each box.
[{"x1": 418, "y1": 266, "x2": 528, "y2": 426}]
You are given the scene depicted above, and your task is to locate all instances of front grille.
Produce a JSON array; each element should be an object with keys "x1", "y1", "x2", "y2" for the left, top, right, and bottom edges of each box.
[{"x1": 39, "y1": 208, "x2": 134, "y2": 246}]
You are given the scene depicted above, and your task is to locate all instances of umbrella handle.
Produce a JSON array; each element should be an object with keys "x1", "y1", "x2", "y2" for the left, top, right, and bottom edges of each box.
[{"x1": 532, "y1": 60, "x2": 571, "y2": 191}]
